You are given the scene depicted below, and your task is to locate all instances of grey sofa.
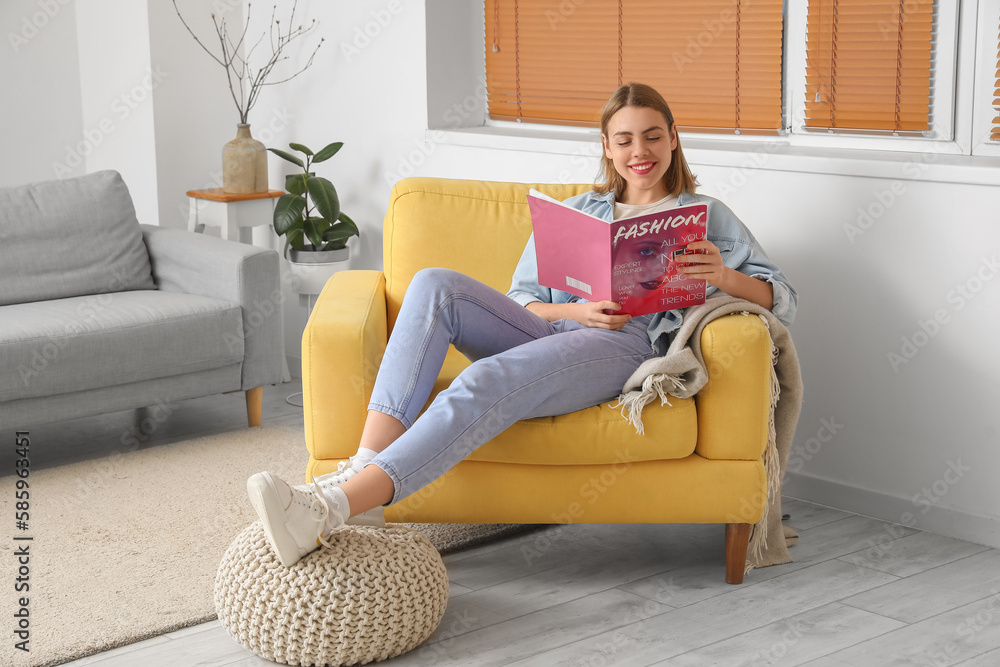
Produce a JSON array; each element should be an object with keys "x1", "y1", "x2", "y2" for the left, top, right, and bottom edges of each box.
[{"x1": 0, "y1": 170, "x2": 283, "y2": 430}]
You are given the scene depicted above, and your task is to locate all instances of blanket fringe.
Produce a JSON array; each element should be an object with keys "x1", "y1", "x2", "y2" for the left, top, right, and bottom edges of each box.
[
  {"x1": 610, "y1": 372, "x2": 685, "y2": 436},
  {"x1": 745, "y1": 332, "x2": 782, "y2": 572}
]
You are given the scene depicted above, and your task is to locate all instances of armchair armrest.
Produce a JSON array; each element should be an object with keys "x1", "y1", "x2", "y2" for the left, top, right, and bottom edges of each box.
[
  {"x1": 140, "y1": 225, "x2": 283, "y2": 390},
  {"x1": 302, "y1": 270, "x2": 387, "y2": 464},
  {"x1": 695, "y1": 313, "x2": 772, "y2": 461}
]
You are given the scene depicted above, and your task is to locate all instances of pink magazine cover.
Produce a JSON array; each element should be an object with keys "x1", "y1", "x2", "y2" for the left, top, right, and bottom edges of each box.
[{"x1": 526, "y1": 189, "x2": 708, "y2": 316}]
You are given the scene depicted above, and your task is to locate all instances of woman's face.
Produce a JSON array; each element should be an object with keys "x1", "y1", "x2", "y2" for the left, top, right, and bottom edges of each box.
[{"x1": 602, "y1": 105, "x2": 678, "y2": 206}]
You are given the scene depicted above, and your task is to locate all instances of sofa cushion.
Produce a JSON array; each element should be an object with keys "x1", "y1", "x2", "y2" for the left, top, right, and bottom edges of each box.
[
  {"x1": 423, "y1": 349, "x2": 698, "y2": 465},
  {"x1": 0, "y1": 170, "x2": 155, "y2": 306},
  {"x1": 0, "y1": 291, "x2": 244, "y2": 402}
]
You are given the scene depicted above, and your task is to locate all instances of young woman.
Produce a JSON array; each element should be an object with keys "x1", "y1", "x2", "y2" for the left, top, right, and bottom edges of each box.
[{"x1": 247, "y1": 83, "x2": 797, "y2": 567}]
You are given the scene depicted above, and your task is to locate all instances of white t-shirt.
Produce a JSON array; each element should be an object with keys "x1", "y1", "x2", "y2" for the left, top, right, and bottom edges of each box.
[{"x1": 613, "y1": 193, "x2": 678, "y2": 221}]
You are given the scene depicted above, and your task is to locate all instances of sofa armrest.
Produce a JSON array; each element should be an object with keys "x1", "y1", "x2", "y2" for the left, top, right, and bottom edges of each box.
[
  {"x1": 695, "y1": 313, "x2": 773, "y2": 460},
  {"x1": 302, "y1": 270, "x2": 387, "y2": 464},
  {"x1": 140, "y1": 224, "x2": 283, "y2": 390}
]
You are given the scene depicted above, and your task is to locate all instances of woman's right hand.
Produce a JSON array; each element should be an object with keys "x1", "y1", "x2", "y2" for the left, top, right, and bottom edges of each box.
[
  {"x1": 573, "y1": 301, "x2": 632, "y2": 330},
  {"x1": 527, "y1": 300, "x2": 632, "y2": 330}
]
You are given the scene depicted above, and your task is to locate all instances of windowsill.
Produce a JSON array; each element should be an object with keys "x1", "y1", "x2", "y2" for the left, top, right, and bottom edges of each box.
[{"x1": 428, "y1": 125, "x2": 1000, "y2": 187}]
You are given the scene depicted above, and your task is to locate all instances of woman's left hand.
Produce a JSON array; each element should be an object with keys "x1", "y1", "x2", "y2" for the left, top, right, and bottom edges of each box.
[{"x1": 674, "y1": 240, "x2": 730, "y2": 289}]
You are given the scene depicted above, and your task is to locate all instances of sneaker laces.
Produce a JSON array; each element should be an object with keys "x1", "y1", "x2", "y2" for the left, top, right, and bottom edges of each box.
[
  {"x1": 313, "y1": 458, "x2": 359, "y2": 488},
  {"x1": 288, "y1": 482, "x2": 335, "y2": 550}
]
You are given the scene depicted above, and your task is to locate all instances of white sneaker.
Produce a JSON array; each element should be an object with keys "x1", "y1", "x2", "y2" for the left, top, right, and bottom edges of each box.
[
  {"x1": 301, "y1": 457, "x2": 386, "y2": 528},
  {"x1": 246, "y1": 471, "x2": 344, "y2": 567}
]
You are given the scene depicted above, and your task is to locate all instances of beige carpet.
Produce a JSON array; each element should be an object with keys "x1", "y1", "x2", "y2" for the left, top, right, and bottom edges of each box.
[{"x1": 0, "y1": 425, "x2": 539, "y2": 667}]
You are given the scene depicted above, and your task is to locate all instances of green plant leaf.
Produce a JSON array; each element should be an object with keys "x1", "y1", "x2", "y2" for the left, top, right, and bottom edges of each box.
[
  {"x1": 312, "y1": 142, "x2": 343, "y2": 163},
  {"x1": 322, "y1": 225, "x2": 357, "y2": 246},
  {"x1": 285, "y1": 173, "x2": 307, "y2": 196},
  {"x1": 336, "y1": 212, "x2": 360, "y2": 238},
  {"x1": 288, "y1": 142, "x2": 313, "y2": 155},
  {"x1": 303, "y1": 216, "x2": 331, "y2": 248},
  {"x1": 286, "y1": 227, "x2": 306, "y2": 251},
  {"x1": 272, "y1": 194, "x2": 305, "y2": 235},
  {"x1": 267, "y1": 148, "x2": 305, "y2": 169},
  {"x1": 306, "y1": 176, "x2": 340, "y2": 222}
]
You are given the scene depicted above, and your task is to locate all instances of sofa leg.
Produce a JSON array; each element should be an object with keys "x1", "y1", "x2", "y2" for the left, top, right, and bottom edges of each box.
[
  {"x1": 725, "y1": 523, "x2": 752, "y2": 584},
  {"x1": 245, "y1": 387, "x2": 263, "y2": 427}
]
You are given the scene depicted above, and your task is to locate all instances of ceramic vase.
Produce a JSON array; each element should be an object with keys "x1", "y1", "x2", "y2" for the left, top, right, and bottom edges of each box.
[{"x1": 222, "y1": 124, "x2": 268, "y2": 194}]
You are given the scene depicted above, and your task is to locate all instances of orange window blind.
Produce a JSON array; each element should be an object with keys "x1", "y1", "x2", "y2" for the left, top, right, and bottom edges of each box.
[
  {"x1": 992, "y1": 16, "x2": 1000, "y2": 141},
  {"x1": 805, "y1": 0, "x2": 934, "y2": 134},
  {"x1": 485, "y1": 0, "x2": 784, "y2": 134}
]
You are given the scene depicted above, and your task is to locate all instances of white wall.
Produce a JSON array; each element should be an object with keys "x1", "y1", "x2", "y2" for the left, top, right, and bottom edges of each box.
[
  {"x1": 6, "y1": 0, "x2": 1000, "y2": 548},
  {"x1": 0, "y1": 0, "x2": 84, "y2": 187}
]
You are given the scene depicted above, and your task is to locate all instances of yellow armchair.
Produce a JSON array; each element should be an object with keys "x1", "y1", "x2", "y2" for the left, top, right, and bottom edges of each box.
[{"x1": 302, "y1": 178, "x2": 772, "y2": 584}]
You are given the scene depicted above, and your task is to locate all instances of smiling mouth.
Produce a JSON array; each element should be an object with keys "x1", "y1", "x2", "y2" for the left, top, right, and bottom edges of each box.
[{"x1": 629, "y1": 162, "x2": 656, "y2": 174}]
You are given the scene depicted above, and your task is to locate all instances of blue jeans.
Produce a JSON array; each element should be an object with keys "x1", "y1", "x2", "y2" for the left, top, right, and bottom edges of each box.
[{"x1": 368, "y1": 268, "x2": 656, "y2": 504}]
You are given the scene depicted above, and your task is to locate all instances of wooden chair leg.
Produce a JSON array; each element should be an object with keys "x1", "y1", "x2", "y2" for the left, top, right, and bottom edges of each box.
[
  {"x1": 245, "y1": 387, "x2": 263, "y2": 427},
  {"x1": 725, "y1": 523, "x2": 752, "y2": 584}
]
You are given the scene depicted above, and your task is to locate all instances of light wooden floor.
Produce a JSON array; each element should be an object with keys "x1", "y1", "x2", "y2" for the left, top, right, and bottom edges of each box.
[{"x1": 35, "y1": 382, "x2": 1000, "y2": 667}]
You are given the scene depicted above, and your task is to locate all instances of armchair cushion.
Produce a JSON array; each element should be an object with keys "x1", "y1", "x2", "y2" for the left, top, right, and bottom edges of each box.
[{"x1": 0, "y1": 170, "x2": 155, "y2": 306}]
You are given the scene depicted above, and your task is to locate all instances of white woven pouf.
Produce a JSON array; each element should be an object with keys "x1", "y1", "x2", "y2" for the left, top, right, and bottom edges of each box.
[{"x1": 214, "y1": 522, "x2": 449, "y2": 666}]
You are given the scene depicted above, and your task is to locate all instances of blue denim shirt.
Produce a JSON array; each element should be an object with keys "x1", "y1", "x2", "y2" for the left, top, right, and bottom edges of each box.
[{"x1": 507, "y1": 189, "x2": 797, "y2": 353}]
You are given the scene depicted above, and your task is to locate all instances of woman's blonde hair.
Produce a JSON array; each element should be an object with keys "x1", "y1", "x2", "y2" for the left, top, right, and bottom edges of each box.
[{"x1": 594, "y1": 83, "x2": 698, "y2": 200}]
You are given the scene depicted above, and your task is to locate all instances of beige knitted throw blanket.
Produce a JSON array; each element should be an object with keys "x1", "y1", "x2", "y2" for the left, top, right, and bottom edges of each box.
[{"x1": 613, "y1": 294, "x2": 804, "y2": 573}]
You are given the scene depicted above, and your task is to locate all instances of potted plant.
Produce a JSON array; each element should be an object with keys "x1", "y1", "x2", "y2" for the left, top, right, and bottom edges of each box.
[{"x1": 269, "y1": 141, "x2": 360, "y2": 298}]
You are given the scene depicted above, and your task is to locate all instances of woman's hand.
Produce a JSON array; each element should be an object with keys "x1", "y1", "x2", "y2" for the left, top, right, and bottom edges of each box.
[
  {"x1": 675, "y1": 239, "x2": 775, "y2": 311},
  {"x1": 571, "y1": 301, "x2": 632, "y2": 330},
  {"x1": 674, "y1": 240, "x2": 729, "y2": 287},
  {"x1": 526, "y1": 301, "x2": 632, "y2": 331}
]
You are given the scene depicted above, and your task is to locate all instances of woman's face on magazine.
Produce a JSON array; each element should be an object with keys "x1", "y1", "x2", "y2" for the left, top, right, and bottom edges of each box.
[{"x1": 613, "y1": 238, "x2": 676, "y2": 294}]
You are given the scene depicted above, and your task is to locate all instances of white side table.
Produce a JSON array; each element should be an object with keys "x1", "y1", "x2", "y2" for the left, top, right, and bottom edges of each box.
[
  {"x1": 186, "y1": 187, "x2": 291, "y2": 383},
  {"x1": 186, "y1": 187, "x2": 284, "y2": 244}
]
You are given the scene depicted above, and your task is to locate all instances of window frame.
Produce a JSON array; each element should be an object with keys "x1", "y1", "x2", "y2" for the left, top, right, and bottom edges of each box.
[{"x1": 972, "y1": 0, "x2": 1000, "y2": 156}]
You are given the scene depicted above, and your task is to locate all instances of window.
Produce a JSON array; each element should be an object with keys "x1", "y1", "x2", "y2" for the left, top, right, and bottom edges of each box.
[
  {"x1": 992, "y1": 16, "x2": 1000, "y2": 141},
  {"x1": 484, "y1": 0, "x2": 785, "y2": 134},
  {"x1": 803, "y1": 0, "x2": 934, "y2": 135}
]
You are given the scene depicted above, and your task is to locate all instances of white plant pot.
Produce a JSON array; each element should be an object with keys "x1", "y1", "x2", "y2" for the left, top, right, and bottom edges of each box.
[{"x1": 288, "y1": 246, "x2": 350, "y2": 300}]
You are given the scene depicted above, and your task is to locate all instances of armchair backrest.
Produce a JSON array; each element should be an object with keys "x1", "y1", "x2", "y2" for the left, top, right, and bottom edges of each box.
[{"x1": 382, "y1": 178, "x2": 590, "y2": 330}]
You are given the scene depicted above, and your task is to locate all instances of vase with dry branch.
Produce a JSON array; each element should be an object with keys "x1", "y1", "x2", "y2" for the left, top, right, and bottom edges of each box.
[{"x1": 171, "y1": 1, "x2": 323, "y2": 193}]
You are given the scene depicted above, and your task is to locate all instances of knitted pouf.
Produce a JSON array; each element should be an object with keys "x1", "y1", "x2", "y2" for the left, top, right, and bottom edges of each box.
[{"x1": 214, "y1": 522, "x2": 450, "y2": 666}]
